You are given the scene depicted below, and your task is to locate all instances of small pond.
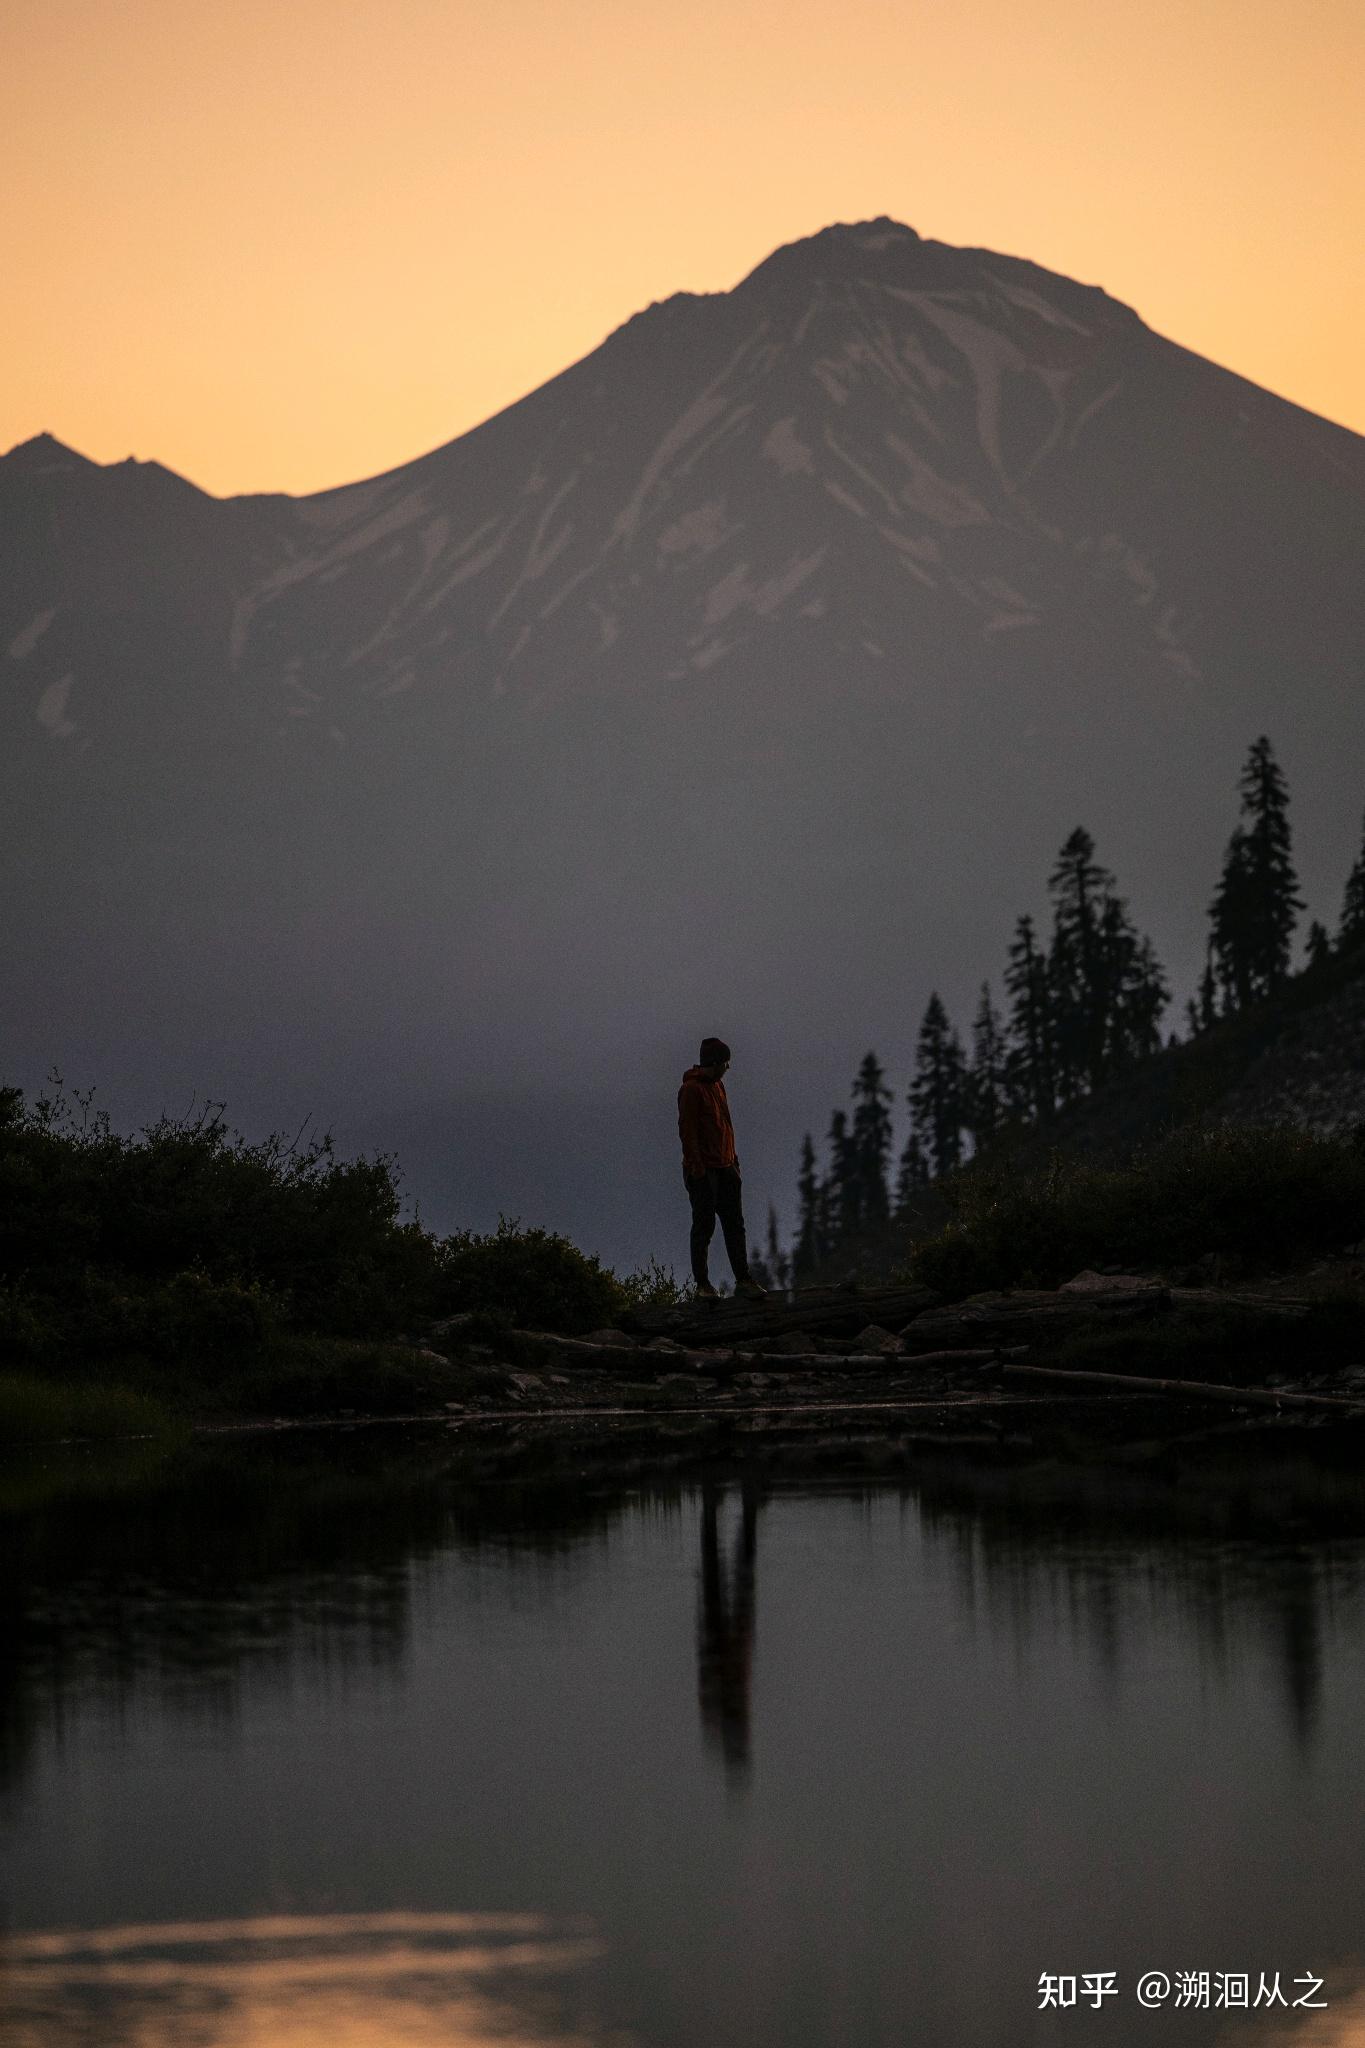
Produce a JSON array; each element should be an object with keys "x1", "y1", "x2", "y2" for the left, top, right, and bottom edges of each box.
[{"x1": 3, "y1": 1423, "x2": 1364, "y2": 2044}]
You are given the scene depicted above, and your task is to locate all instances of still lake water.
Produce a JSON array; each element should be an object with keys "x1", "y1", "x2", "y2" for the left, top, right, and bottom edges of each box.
[{"x1": 3, "y1": 1424, "x2": 1365, "y2": 2046}]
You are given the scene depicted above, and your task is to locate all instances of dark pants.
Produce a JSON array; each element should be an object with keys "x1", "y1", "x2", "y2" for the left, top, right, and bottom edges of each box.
[{"x1": 686, "y1": 1166, "x2": 750, "y2": 1286}]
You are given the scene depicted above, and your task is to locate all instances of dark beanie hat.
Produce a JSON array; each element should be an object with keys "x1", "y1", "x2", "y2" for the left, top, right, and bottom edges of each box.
[{"x1": 699, "y1": 1037, "x2": 731, "y2": 1065}]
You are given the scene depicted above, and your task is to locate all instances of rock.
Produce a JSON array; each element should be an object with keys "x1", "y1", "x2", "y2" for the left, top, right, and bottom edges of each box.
[
  {"x1": 1059, "y1": 1271, "x2": 1159, "y2": 1295},
  {"x1": 644, "y1": 1336, "x2": 685, "y2": 1351},
  {"x1": 429, "y1": 1312, "x2": 480, "y2": 1339},
  {"x1": 417, "y1": 1348, "x2": 451, "y2": 1365},
  {"x1": 583, "y1": 1328, "x2": 635, "y2": 1346},
  {"x1": 506, "y1": 1372, "x2": 545, "y2": 1397},
  {"x1": 853, "y1": 1324, "x2": 903, "y2": 1352}
]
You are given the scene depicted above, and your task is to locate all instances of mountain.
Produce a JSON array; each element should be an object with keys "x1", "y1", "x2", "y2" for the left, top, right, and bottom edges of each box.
[{"x1": 3, "y1": 220, "x2": 1364, "y2": 1265}]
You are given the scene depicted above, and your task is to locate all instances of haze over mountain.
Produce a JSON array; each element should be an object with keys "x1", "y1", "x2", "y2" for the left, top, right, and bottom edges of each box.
[{"x1": 4, "y1": 219, "x2": 1363, "y2": 1264}]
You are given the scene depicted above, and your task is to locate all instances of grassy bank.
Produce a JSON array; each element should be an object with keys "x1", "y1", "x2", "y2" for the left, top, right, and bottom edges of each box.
[{"x1": 0, "y1": 1370, "x2": 181, "y2": 1444}]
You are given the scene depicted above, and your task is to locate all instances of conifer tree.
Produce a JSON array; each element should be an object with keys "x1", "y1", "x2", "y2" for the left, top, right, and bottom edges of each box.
[
  {"x1": 1209, "y1": 737, "x2": 1303, "y2": 1007},
  {"x1": 850, "y1": 1051, "x2": 893, "y2": 1232},
  {"x1": 908, "y1": 993, "x2": 967, "y2": 1178},
  {"x1": 793, "y1": 1132, "x2": 822, "y2": 1278},
  {"x1": 764, "y1": 1203, "x2": 790, "y2": 1293},
  {"x1": 814, "y1": 1175, "x2": 836, "y2": 1268},
  {"x1": 894, "y1": 1131, "x2": 930, "y2": 1211},
  {"x1": 1305, "y1": 920, "x2": 1332, "y2": 971},
  {"x1": 1043, "y1": 827, "x2": 1168, "y2": 1087},
  {"x1": 1209, "y1": 827, "x2": 1255, "y2": 1011},
  {"x1": 1340, "y1": 812, "x2": 1365, "y2": 951},
  {"x1": 1048, "y1": 827, "x2": 1122, "y2": 1093},
  {"x1": 823, "y1": 1108, "x2": 857, "y2": 1243},
  {"x1": 967, "y1": 982, "x2": 1006, "y2": 1146},
  {"x1": 1003, "y1": 913, "x2": 1055, "y2": 1121},
  {"x1": 1185, "y1": 947, "x2": 1219, "y2": 1039},
  {"x1": 1113, "y1": 931, "x2": 1170, "y2": 1065}
]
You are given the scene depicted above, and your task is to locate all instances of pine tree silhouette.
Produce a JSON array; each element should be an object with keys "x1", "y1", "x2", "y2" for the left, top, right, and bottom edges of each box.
[
  {"x1": 1305, "y1": 920, "x2": 1332, "y2": 971},
  {"x1": 967, "y1": 982, "x2": 1006, "y2": 1144},
  {"x1": 793, "y1": 1132, "x2": 822, "y2": 1278},
  {"x1": 909, "y1": 993, "x2": 967, "y2": 1177},
  {"x1": 1044, "y1": 827, "x2": 1168, "y2": 1090},
  {"x1": 763, "y1": 1203, "x2": 790, "y2": 1291},
  {"x1": 850, "y1": 1051, "x2": 893, "y2": 1231},
  {"x1": 1187, "y1": 949, "x2": 1219, "y2": 1037},
  {"x1": 823, "y1": 1108, "x2": 857, "y2": 1244},
  {"x1": 1340, "y1": 812, "x2": 1365, "y2": 951},
  {"x1": 1210, "y1": 737, "x2": 1303, "y2": 1007},
  {"x1": 1048, "y1": 827, "x2": 1115, "y2": 1095},
  {"x1": 1114, "y1": 929, "x2": 1169, "y2": 1065},
  {"x1": 894, "y1": 1131, "x2": 931, "y2": 1211},
  {"x1": 1003, "y1": 913, "x2": 1055, "y2": 1122}
]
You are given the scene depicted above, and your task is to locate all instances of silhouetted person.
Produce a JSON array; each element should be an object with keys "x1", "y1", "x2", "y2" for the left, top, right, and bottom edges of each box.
[
  {"x1": 678, "y1": 1037, "x2": 765, "y2": 1299},
  {"x1": 697, "y1": 1478, "x2": 761, "y2": 1776}
]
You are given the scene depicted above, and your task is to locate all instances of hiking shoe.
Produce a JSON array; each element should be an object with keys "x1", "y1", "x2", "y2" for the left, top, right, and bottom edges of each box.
[
  {"x1": 735, "y1": 1278, "x2": 769, "y2": 1300},
  {"x1": 694, "y1": 1281, "x2": 720, "y2": 1299}
]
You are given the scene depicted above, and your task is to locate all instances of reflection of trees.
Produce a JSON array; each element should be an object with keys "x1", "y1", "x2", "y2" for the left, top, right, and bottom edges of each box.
[
  {"x1": 696, "y1": 1480, "x2": 762, "y2": 1779},
  {"x1": 906, "y1": 1449, "x2": 1365, "y2": 1759},
  {"x1": 0, "y1": 1434, "x2": 640, "y2": 1807}
]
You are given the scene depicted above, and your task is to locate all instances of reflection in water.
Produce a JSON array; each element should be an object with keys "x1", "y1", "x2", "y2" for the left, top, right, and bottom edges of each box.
[
  {"x1": 696, "y1": 1480, "x2": 761, "y2": 1778},
  {"x1": 914, "y1": 1455, "x2": 1358, "y2": 1760},
  {"x1": 0, "y1": 1913, "x2": 611, "y2": 2048},
  {"x1": 9, "y1": 1431, "x2": 1365, "y2": 2048}
]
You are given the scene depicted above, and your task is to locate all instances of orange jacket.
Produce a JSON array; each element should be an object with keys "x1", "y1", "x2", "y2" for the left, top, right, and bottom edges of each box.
[{"x1": 678, "y1": 1066, "x2": 739, "y2": 1179}]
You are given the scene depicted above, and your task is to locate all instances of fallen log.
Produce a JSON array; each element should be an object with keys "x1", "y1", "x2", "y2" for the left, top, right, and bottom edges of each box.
[
  {"x1": 621, "y1": 1281, "x2": 940, "y2": 1347},
  {"x1": 1003, "y1": 1361, "x2": 1365, "y2": 1413},
  {"x1": 489, "y1": 1328, "x2": 1015, "y2": 1377},
  {"x1": 904, "y1": 1290, "x2": 1167, "y2": 1351}
]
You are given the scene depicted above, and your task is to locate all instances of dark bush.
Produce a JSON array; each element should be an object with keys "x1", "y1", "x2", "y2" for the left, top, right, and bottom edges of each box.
[
  {"x1": 907, "y1": 1122, "x2": 1365, "y2": 1298},
  {"x1": 432, "y1": 1218, "x2": 625, "y2": 1334},
  {"x1": 0, "y1": 1079, "x2": 443, "y2": 1361}
]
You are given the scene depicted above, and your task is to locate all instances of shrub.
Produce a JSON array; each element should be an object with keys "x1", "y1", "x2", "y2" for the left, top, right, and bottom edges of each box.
[
  {"x1": 906, "y1": 1122, "x2": 1365, "y2": 1298},
  {"x1": 0, "y1": 1078, "x2": 446, "y2": 1353},
  {"x1": 433, "y1": 1218, "x2": 625, "y2": 1334},
  {"x1": 615, "y1": 1257, "x2": 690, "y2": 1311}
]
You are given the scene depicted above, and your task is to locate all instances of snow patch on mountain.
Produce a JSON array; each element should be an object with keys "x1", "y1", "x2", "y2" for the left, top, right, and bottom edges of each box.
[
  {"x1": 883, "y1": 434, "x2": 991, "y2": 527},
  {"x1": 36, "y1": 673, "x2": 76, "y2": 738},
  {"x1": 988, "y1": 276, "x2": 1093, "y2": 335},
  {"x1": 8, "y1": 609, "x2": 56, "y2": 659},
  {"x1": 911, "y1": 299, "x2": 1028, "y2": 477},
  {"x1": 762, "y1": 417, "x2": 815, "y2": 476}
]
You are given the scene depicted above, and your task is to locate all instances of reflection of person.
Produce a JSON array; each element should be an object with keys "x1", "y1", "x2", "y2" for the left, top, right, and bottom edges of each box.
[
  {"x1": 697, "y1": 1479, "x2": 760, "y2": 1776},
  {"x1": 677, "y1": 1038, "x2": 766, "y2": 1300}
]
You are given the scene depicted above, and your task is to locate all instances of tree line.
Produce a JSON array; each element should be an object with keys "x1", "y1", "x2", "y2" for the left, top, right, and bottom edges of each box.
[{"x1": 752, "y1": 737, "x2": 1365, "y2": 1288}]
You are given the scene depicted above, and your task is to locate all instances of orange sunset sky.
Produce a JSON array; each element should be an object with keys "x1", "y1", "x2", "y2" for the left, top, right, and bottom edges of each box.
[{"x1": 4, "y1": 0, "x2": 1363, "y2": 500}]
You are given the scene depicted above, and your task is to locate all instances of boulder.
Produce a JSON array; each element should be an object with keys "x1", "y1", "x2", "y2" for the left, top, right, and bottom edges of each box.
[{"x1": 853, "y1": 1324, "x2": 903, "y2": 1352}]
